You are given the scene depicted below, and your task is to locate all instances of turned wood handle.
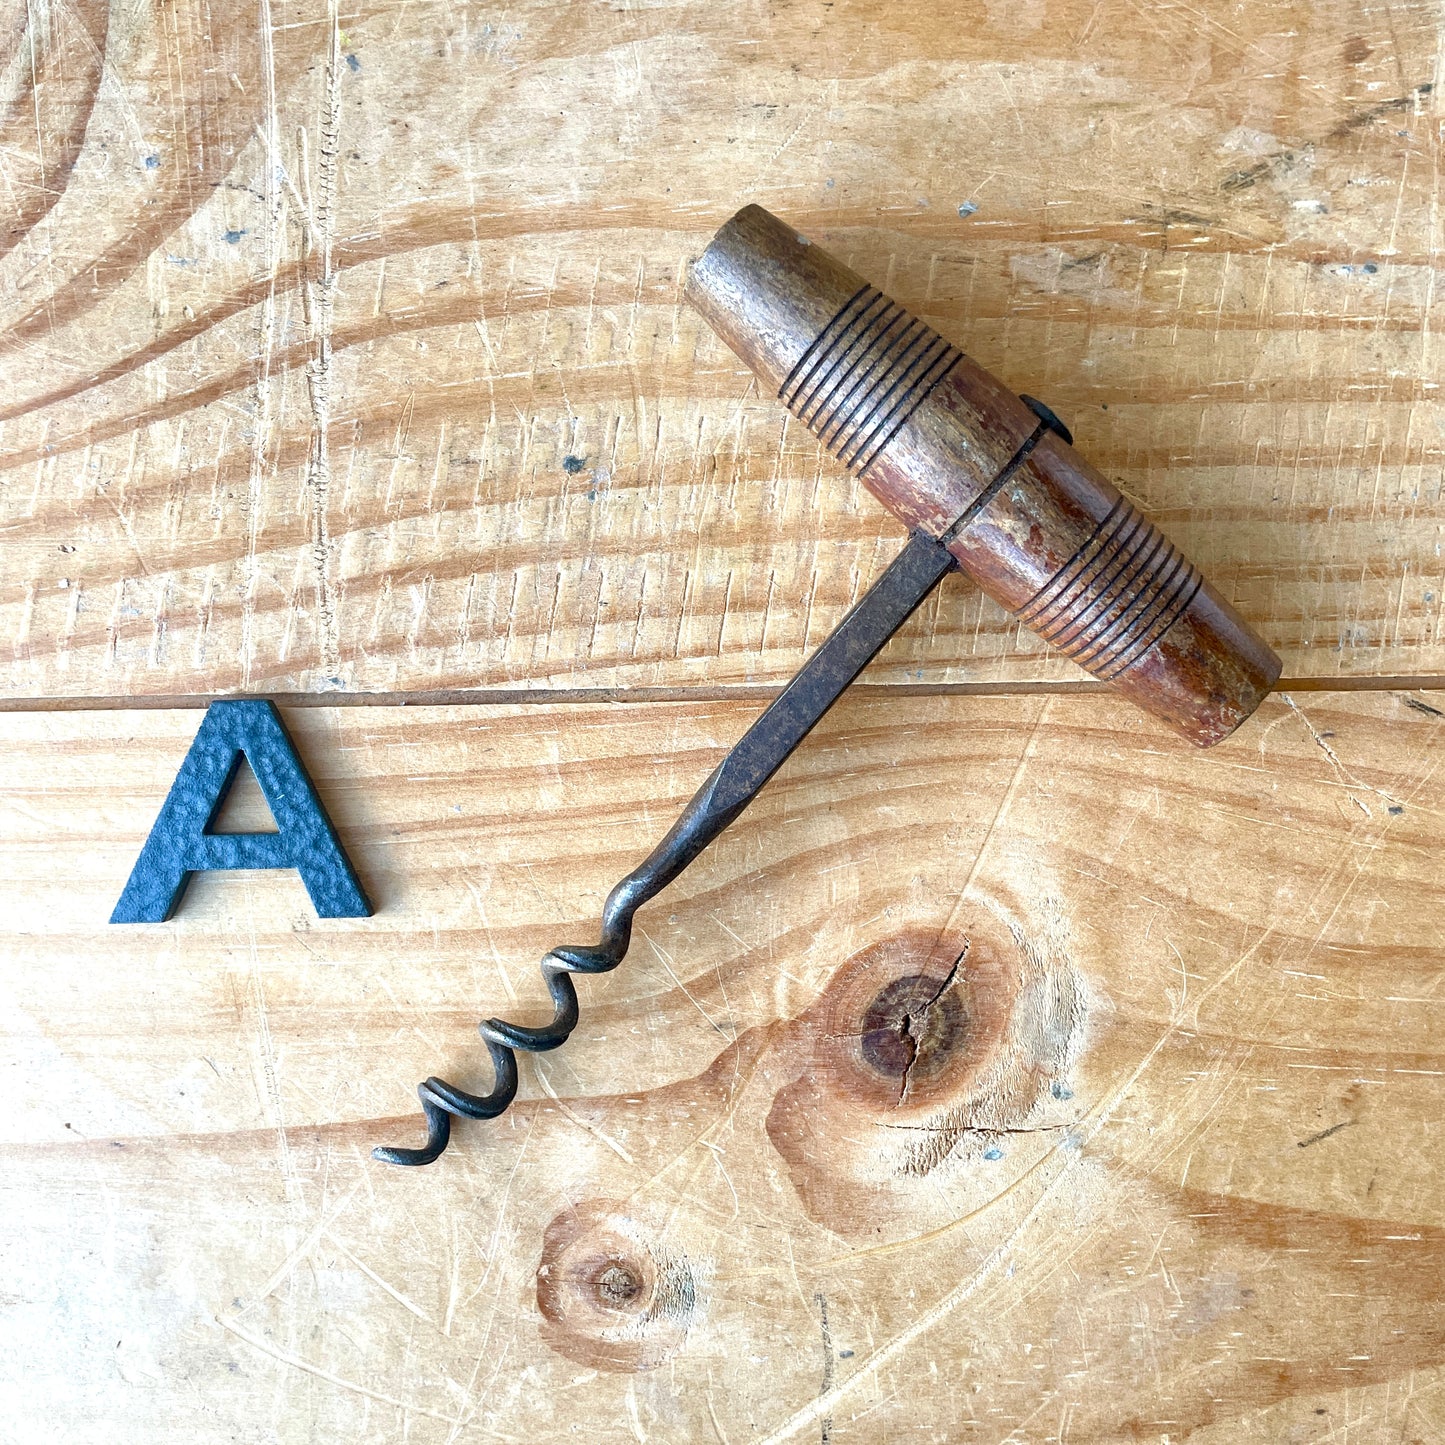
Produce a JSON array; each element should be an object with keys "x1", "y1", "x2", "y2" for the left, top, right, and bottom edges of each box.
[{"x1": 685, "y1": 204, "x2": 1282, "y2": 747}]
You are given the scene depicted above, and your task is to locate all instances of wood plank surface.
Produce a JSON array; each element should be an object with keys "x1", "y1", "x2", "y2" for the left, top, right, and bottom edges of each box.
[
  {"x1": 6, "y1": 0, "x2": 1445, "y2": 1439},
  {"x1": 3, "y1": 0, "x2": 1444, "y2": 698},
  {"x1": 3, "y1": 691, "x2": 1444, "y2": 1440}
]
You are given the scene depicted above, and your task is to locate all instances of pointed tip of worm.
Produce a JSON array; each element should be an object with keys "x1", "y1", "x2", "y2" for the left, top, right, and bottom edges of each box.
[
  {"x1": 371, "y1": 1142, "x2": 444, "y2": 1167},
  {"x1": 372, "y1": 1088, "x2": 453, "y2": 1165}
]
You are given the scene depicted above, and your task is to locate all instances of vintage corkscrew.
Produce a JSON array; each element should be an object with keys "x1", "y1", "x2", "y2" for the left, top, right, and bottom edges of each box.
[{"x1": 375, "y1": 205, "x2": 1281, "y2": 1166}]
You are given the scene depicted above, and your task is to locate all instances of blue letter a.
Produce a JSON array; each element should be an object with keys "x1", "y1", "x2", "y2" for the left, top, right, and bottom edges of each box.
[{"x1": 111, "y1": 700, "x2": 371, "y2": 923}]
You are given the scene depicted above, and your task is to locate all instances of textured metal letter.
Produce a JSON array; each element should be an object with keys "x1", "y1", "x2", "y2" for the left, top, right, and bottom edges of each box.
[{"x1": 110, "y1": 700, "x2": 371, "y2": 923}]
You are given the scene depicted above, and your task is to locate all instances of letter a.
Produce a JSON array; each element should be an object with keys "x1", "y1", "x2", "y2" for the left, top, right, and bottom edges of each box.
[{"x1": 111, "y1": 700, "x2": 371, "y2": 923}]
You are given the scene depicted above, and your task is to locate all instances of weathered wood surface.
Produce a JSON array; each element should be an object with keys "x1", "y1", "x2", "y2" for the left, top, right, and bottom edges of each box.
[
  {"x1": 3, "y1": 0, "x2": 1444, "y2": 698},
  {"x1": 5, "y1": 0, "x2": 1445, "y2": 1439},
  {"x1": 3, "y1": 691, "x2": 1444, "y2": 1440}
]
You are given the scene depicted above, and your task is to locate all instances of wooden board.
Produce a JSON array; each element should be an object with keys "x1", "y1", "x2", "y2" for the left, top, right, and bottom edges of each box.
[
  {"x1": 3, "y1": 691, "x2": 1444, "y2": 1440},
  {"x1": 6, "y1": 0, "x2": 1445, "y2": 1437},
  {"x1": 3, "y1": 0, "x2": 1443, "y2": 699}
]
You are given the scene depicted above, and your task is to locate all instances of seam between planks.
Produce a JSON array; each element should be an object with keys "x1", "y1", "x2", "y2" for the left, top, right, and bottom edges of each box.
[{"x1": 0, "y1": 676, "x2": 1442, "y2": 712}]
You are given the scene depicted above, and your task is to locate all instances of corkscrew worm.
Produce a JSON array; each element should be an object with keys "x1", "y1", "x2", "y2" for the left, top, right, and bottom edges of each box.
[{"x1": 374, "y1": 525, "x2": 966, "y2": 1166}]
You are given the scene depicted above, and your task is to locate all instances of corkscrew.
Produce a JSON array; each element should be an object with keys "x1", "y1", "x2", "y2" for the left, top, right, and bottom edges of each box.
[{"x1": 375, "y1": 205, "x2": 1280, "y2": 1166}]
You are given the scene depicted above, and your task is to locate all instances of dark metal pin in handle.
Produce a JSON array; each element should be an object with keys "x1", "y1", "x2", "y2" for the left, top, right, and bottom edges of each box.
[{"x1": 374, "y1": 531, "x2": 959, "y2": 1165}]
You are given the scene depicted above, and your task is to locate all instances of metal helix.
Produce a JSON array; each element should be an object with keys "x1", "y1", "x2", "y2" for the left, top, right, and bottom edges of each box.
[{"x1": 372, "y1": 806, "x2": 704, "y2": 1166}]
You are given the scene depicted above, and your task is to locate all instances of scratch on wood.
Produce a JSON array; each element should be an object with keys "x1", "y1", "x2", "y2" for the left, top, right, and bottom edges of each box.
[
  {"x1": 301, "y1": 1, "x2": 344, "y2": 679},
  {"x1": 1282, "y1": 693, "x2": 1404, "y2": 812},
  {"x1": 813, "y1": 1291, "x2": 835, "y2": 1445},
  {"x1": 532, "y1": 1059, "x2": 637, "y2": 1165},
  {"x1": 230, "y1": 1184, "x2": 361, "y2": 1318},
  {"x1": 216, "y1": 1315, "x2": 467, "y2": 1426},
  {"x1": 1298, "y1": 1120, "x2": 1355, "y2": 1149}
]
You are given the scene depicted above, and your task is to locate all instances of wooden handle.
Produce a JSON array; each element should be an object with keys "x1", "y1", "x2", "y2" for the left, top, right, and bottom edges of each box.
[{"x1": 685, "y1": 204, "x2": 1282, "y2": 747}]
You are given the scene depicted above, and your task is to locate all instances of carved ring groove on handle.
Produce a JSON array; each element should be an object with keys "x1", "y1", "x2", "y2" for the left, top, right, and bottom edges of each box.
[
  {"x1": 1017, "y1": 498, "x2": 1203, "y2": 681},
  {"x1": 780, "y1": 285, "x2": 963, "y2": 477}
]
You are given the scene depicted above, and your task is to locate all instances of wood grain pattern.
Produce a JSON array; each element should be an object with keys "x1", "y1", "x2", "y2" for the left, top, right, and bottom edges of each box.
[
  {"x1": 3, "y1": 0, "x2": 1443, "y2": 698},
  {"x1": 2, "y1": 691, "x2": 1443, "y2": 1440},
  {"x1": 4, "y1": 0, "x2": 1443, "y2": 1438}
]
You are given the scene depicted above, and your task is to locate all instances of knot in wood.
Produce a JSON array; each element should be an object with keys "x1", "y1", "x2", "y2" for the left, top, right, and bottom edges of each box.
[{"x1": 860, "y1": 972, "x2": 969, "y2": 1098}]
